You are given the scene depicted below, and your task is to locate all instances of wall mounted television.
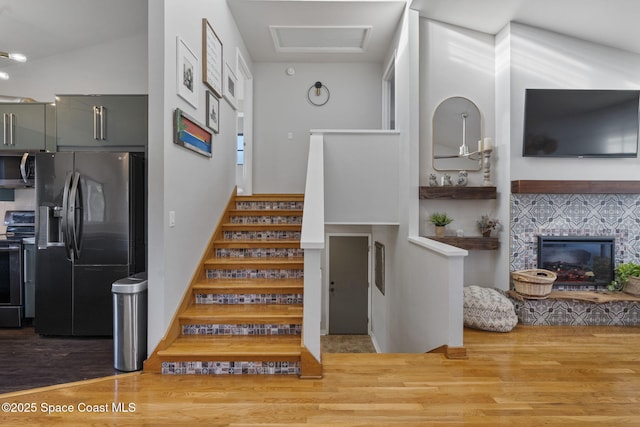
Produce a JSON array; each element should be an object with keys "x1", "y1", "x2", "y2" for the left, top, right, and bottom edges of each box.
[{"x1": 523, "y1": 89, "x2": 640, "y2": 158}]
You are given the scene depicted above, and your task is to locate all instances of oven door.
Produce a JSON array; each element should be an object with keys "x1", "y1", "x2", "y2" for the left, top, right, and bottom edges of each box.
[{"x1": 0, "y1": 243, "x2": 23, "y2": 327}]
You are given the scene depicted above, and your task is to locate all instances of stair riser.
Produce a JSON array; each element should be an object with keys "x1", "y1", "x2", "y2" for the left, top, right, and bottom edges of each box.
[
  {"x1": 224, "y1": 231, "x2": 301, "y2": 240},
  {"x1": 215, "y1": 248, "x2": 303, "y2": 258},
  {"x1": 195, "y1": 293, "x2": 303, "y2": 304},
  {"x1": 206, "y1": 269, "x2": 303, "y2": 279},
  {"x1": 236, "y1": 201, "x2": 304, "y2": 210},
  {"x1": 230, "y1": 216, "x2": 302, "y2": 224},
  {"x1": 162, "y1": 361, "x2": 300, "y2": 375},
  {"x1": 182, "y1": 324, "x2": 301, "y2": 336}
]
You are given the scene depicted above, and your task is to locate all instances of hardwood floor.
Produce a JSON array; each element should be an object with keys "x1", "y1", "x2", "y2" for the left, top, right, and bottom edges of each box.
[{"x1": 3, "y1": 325, "x2": 640, "y2": 425}]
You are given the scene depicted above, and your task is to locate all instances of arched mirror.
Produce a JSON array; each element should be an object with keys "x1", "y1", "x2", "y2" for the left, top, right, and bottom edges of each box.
[{"x1": 432, "y1": 97, "x2": 482, "y2": 171}]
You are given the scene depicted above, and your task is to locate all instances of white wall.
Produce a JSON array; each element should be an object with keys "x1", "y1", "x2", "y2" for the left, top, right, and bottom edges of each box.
[
  {"x1": 508, "y1": 23, "x2": 640, "y2": 180},
  {"x1": 323, "y1": 132, "x2": 400, "y2": 224},
  {"x1": 369, "y1": 6, "x2": 467, "y2": 353},
  {"x1": 252, "y1": 62, "x2": 383, "y2": 194},
  {"x1": 147, "y1": 0, "x2": 252, "y2": 352},
  {"x1": 418, "y1": 19, "x2": 501, "y2": 288},
  {"x1": 0, "y1": 33, "x2": 148, "y2": 102}
]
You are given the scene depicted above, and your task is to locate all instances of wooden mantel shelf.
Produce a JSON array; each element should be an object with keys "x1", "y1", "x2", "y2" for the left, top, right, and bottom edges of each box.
[
  {"x1": 511, "y1": 180, "x2": 640, "y2": 194},
  {"x1": 427, "y1": 236, "x2": 499, "y2": 250},
  {"x1": 420, "y1": 186, "x2": 497, "y2": 200}
]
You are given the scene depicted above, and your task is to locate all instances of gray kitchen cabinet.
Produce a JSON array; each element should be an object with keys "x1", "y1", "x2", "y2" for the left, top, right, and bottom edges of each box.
[
  {"x1": 55, "y1": 95, "x2": 147, "y2": 150},
  {"x1": 0, "y1": 103, "x2": 47, "y2": 151}
]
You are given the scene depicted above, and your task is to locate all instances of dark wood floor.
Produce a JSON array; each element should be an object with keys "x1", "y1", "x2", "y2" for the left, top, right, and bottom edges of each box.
[{"x1": 0, "y1": 323, "x2": 120, "y2": 394}]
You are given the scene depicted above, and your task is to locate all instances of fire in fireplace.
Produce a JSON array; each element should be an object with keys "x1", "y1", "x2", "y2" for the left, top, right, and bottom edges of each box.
[{"x1": 537, "y1": 236, "x2": 615, "y2": 291}]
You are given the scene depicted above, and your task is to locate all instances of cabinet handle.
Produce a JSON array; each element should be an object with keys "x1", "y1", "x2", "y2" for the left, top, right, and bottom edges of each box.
[
  {"x1": 99, "y1": 106, "x2": 106, "y2": 140},
  {"x1": 93, "y1": 106, "x2": 99, "y2": 140},
  {"x1": 93, "y1": 106, "x2": 107, "y2": 140},
  {"x1": 9, "y1": 113, "x2": 15, "y2": 145},
  {"x1": 2, "y1": 113, "x2": 6, "y2": 145}
]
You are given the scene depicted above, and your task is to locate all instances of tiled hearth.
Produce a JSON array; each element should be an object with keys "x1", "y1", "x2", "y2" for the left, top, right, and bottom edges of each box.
[
  {"x1": 510, "y1": 191, "x2": 640, "y2": 326},
  {"x1": 508, "y1": 295, "x2": 640, "y2": 326}
]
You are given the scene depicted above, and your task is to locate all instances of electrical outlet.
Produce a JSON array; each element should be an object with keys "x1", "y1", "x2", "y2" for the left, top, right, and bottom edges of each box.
[{"x1": 169, "y1": 211, "x2": 176, "y2": 227}]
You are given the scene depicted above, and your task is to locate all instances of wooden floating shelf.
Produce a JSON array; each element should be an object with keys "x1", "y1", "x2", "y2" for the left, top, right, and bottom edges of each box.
[
  {"x1": 511, "y1": 180, "x2": 640, "y2": 194},
  {"x1": 419, "y1": 186, "x2": 497, "y2": 200},
  {"x1": 427, "y1": 236, "x2": 499, "y2": 250}
]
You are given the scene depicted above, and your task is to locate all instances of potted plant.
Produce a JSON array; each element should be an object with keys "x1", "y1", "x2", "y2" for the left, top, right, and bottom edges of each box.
[
  {"x1": 429, "y1": 212, "x2": 453, "y2": 237},
  {"x1": 609, "y1": 262, "x2": 640, "y2": 295},
  {"x1": 477, "y1": 214, "x2": 501, "y2": 237}
]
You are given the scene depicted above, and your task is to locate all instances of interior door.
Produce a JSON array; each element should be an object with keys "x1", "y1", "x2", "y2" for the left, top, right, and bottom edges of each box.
[{"x1": 329, "y1": 236, "x2": 369, "y2": 334}]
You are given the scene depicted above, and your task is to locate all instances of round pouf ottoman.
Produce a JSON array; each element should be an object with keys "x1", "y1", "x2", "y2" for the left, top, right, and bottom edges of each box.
[{"x1": 463, "y1": 285, "x2": 518, "y2": 332}]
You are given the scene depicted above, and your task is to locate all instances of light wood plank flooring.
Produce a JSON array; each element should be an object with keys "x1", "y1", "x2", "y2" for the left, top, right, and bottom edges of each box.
[{"x1": 3, "y1": 325, "x2": 640, "y2": 425}]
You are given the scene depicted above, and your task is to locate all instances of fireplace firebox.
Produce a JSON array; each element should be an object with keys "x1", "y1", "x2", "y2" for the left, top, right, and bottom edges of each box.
[{"x1": 537, "y1": 236, "x2": 615, "y2": 291}]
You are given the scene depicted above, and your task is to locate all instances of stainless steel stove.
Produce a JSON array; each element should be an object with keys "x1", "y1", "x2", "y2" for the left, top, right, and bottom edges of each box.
[{"x1": 0, "y1": 210, "x2": 35, "y2": 327}]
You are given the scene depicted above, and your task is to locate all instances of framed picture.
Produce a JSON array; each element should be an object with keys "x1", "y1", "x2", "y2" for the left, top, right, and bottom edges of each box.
[
  {"x1": 223, "y1": 61, "x2": 238, "y2": 110},
  {"x1": 173, "y1": 108, "x2": 212, "y2": 158},
  {"x1": 176, "y1": 37, "x2": 198, "y2": 108},
  {"x1": 206, "y1": 91, "x2": 220, "y2": 134},
  {"x1": 202, "y1": 18, "x2": 223, "y2": 98},
  {"x1": 375, "y1": 241, "x2": 385, "y2": 295}
]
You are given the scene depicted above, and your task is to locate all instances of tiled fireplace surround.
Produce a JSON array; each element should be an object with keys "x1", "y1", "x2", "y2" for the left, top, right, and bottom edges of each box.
[{"x1": 509, "y1": 192, "x2": 640, "y2": 326}]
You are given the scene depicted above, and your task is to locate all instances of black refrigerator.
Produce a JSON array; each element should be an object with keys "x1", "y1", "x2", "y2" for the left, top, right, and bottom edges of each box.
[{"x1": 34, "y1": 152, "x2": 145, "y2": 336}]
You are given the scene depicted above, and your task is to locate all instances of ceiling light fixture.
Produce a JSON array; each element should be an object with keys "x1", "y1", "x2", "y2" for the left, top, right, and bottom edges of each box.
[
  {"x1": 0, "y1": 50, "x2": 27, "y2": 80},
  {"x1": 0, "y1": 51, "x2": 27, "y2": 63}
]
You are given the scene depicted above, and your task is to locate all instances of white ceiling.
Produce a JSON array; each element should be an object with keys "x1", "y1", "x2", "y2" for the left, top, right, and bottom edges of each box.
[
  {"x1": 227, "y1": 0, "x2": 406, "y2": 62},
  {"x1": 410, "y1": 0, "x2": 640, "y2": 56},
  {"x1": 0, "y1": 0, "x2": 147, "y2": 64},
  {"x1": 0, "y1": 0, "x2": 639, "y2": 69}
]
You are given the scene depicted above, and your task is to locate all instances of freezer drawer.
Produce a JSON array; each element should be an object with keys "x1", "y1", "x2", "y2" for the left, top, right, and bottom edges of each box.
[{"x1": 72, "y1": 265, "x2": 130, "y2": 336}]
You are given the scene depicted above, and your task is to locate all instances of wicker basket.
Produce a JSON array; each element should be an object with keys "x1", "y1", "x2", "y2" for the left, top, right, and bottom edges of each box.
[
  {"x1": 511, "y1": 269, "x2": 557, "y2": 299},
  {"x1": 624, "y1": 276, "x2": 640, "y2": 296}
]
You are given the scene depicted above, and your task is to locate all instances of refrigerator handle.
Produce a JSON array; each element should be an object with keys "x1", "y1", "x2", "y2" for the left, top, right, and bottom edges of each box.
[
  {"x1": 61, "y1": 171, "x2": 74, "y2": 260},
  {"x1": 69, "y1": 171, "x2": 83, "y2": 259}
]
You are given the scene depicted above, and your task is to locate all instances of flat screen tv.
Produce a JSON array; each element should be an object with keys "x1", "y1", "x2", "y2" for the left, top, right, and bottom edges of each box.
[{"x1": 523, "y1": 89, "x2": 640, "y2": 158}]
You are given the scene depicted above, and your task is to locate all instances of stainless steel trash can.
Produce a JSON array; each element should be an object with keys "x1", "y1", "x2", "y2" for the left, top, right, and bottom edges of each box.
[{"x1": 112, "y1": 272, "x2": 147, "y2": 372}]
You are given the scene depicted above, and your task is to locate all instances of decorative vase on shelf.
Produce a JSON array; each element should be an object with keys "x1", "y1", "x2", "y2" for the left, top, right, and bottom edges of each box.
[
  {"x1": 482, "y1": 230, "x2": 491, "y2": 238},
  {"x1": 435, "y1": 226, "x2": 445, "y2": 238}
]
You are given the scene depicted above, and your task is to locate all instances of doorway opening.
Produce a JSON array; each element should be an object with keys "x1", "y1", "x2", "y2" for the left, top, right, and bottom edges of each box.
[{"x1": 235, "y1": 49, "x2": 253, "y2": 195}]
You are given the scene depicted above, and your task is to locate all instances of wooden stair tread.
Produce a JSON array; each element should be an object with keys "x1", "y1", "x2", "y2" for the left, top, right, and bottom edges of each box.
[
  {"x1": 158, "y1": 335, "x2": 302, "y2": 358},
  {"x1": 213, "y1": 240, "x2": 301, "y2": 248},
  {"x1": 204, "y1": 257, "x2": 303, "y2": 269},
  {"x1": 229, "y1": 209, "x2": 302, "y2": 216},
  {"x1": 194, "y1": 278, "x2": 304, "y2": 293},
  {"x1": 222, "y1": 223, "x2": 302, "y2": 231},
  {"x1": 236, "y1": 194, "x2": 304, "y2": 202},
  {"x1": 180, "y1": 304, "x2": 303, "y2": 324}
]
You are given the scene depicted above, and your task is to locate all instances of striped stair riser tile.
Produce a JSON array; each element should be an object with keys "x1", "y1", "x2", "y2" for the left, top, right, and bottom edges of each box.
[
  {"x1": 235, "y1": 201, "x2": 304, "y2": 210},
  {"x1": 195, "y1": 293, "x2": 303, "y2": 304},
  {"x1": 182, "y1": 324, "x2": 302, "y2": 336},
  {"x1": 230, "y1": 216, "x2": 302, "y2": 224},
  {"x1": 215, "y1": 248, "x2": 304, "y2": 258},
  {"x1": 162, "y1": 361, "x2": 300, "y2": 375},
  {"x1": 224, "y1": 231, "x2": 301, "y2": 240},
  {"x1": 206, "y1": 269, "x2": 304, "y2": 279}
]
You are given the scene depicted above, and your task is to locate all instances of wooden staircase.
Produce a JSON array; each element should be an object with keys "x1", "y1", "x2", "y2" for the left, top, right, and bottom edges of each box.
[{"x1": 144, "y1": 191, "x2": 322, "y2": 377}]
